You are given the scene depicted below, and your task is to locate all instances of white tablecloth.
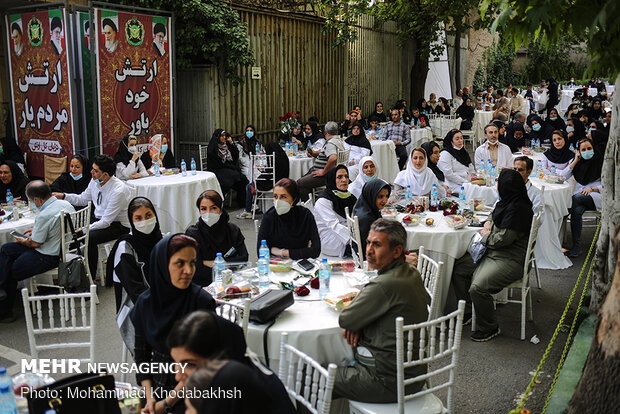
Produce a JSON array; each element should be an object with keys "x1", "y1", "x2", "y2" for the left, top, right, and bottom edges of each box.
[
  {"x1": 125, "y1": 171, "x2": 222, "y2": 234},
  {"x1": 288, "y1": 155, "x2": 313, "y2": 181},
  {"x1": 559, "y1": 90, "x2": 574, "y2": 112},
  {"x1": 461, "y1": 182, "x2": 498, "y2": 206},
  {"x1": 429, "y1": 117, "x2": 461, "y2": 140},
  {"x1": 370, "y1": 140, "x2": 400, "y2": 184},
  {"x1": 0, "y1": 213, "x2": 36, "y2": 245},
  {"x1": 473, "y1": 111, "x2": 494, "y2": 145},
  {"x1": 409, "y1": 127, "x2": 433, "y2": 150}
]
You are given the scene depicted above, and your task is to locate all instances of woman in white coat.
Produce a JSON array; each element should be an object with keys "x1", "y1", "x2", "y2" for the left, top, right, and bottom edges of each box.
[
  {"x1": 348, "y1": 156, "x2": 377, "y2": 199},
  {"x1": 394, "y1": 147, "x2": 446, "y2": 198}
]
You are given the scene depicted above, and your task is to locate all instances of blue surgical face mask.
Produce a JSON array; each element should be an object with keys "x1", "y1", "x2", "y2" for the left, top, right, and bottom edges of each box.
[
  {"x1": 581, "y1": 150, "x2": 594, "y2": 160},
  {"x1": 161, "y1": 144, "x2": 168, "y2": 153},
  {"x1": 94, "y1": 178, "x2": 102, "y2": 184},
  {"x1": 587, "y1": 127, "x2": 595, "y2": 134},
  {"x1": 549, "y1": 117, "x2": 558, "y2": 121},
  {"x1": 363, "y1": 172, "x2": 377, "y2": 182},
  {"x1": 71, "y1": 173, "x2": 83, "y2": 181},
  {"x1": 245, "y1": 131, "x2": 254, "y2": 139},
  {"x1": 532, "y1": 123, "x2": 541, "y2": 131},
  {"x1": 566, "y1": 125, "x2": 575, "y2": 133}
]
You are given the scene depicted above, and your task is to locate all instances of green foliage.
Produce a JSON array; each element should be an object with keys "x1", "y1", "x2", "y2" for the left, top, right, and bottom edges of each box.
[
  {"x1": 473, "y1": 40, "x2": 515, "y2": 91},
  {"x1": 114, "y1": 0, "x2": 254, "y2": 85},
  {"x1": 473, "y1": 63, "x2": 485, "y2": 92},
  {"x1": 518, "y1": 35, "x2": 586, "y2": 85},
  {"x1": 481, "y1": 0, "x2": 619, "y2": 77}
]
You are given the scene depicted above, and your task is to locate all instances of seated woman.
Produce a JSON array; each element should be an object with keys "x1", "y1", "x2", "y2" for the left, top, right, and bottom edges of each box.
[
  {"x1": 587, "y1": 98, "x2": 606, "y2": 121},
  {"x1": 417, "y1": 98, "x2": 432, "y2": 115},
  {"x1": 529, "y1": 115, "x2": 553, "y2": 145},
  {"x1": 107, "y1": 197, "x2": 163, "y2": 311},
  {"x1": 50, "y1": 154, "x2": 91, "y2": 198},
  {"x1": 256, "y1": 178, "x2": 320, "y2": 259},
  {"x1": 434, "y1": 97, "x2": 451, "y2": 115},
  {"x1": 0, "y1": 160, "x2": 29, "y2": 202},
  {"x1": 314, "y1": 165, "x2": 357, "y2": 258},
  {"x1": 349, "y1": 156, "x2": 377, "y2": 199},
  {"x1": 279, "y1": 122, "x2": 304, "y2": 148},
  {"x1": 452, "y1": 169, "x2": 533, "y2": 341},
  {"x1": 566, "y1": 117, "x2": 586, "y2": 146},
  {"x1": 186, "y1": 190, "x2": 248, "y2": 286},
  {"x1": 541, "y1": 130, "x2": 573, "y2": 173},
  {"x1": 501, "y1": 122, "x2": 527, "y2": 152},
  {"x1": 115, "y1": 135, "x2": 148, "y2": 180},
  {"x1": 237, "y1": 124, "x2": 259, "y2": 182},
  {"x1": 368, "y1": 101, "x2": 387, "y2": 123},
  {"x1": 546, "y1": 108, "x2": 566, "y2": 132},
  {"x1": 344, "y1": 121, "x2": 372, "y2": 177},
  {"x1": 0, "y1": 137, "x2": 25, "y2": 170},
  {"x1": 304, "y1": 120, "x2": 324, "y2": 151},
  {"x1": 185, "y1": 360, "x2": 275, "y2": 414},
  {"x1": 141, "y1": 135, "x2": 176, "y2": 171},
  {"x1": 561, "y1": 138, "x2": 603, "y2": 257},
  {"x1": 130, "y1": 234, "x2": 215, "y2": 414},
  {"x1": 206, "y1": 129, "x2": 247, "y2": 207},
  {"x1": 394, "y1": 148, "x2": 446, "y2": 197},
  {"x1": 565, "y1": 104, "x2": 579, "y2": 121},
  {"x1": 237, "y1": 142, "x2": 289, "y2": 219},
  {"x1": 456, "y1": 98, "x2": 475, "y2": 130},
  {"x1": 340, "y1": 109, "x2": 359, "y2": 136},
  {"x1": 421, "y1": 141, "x2": 451, "y2": 196},
  {"x1": 353, "y1": 179, "x2": 391, "y2": 257},
  {"x1": 168, "y1": 310, "x2": 295, "y2": 413},
  {"x1": 437, "y1": 129, "x2": 474, "y2": 193}
]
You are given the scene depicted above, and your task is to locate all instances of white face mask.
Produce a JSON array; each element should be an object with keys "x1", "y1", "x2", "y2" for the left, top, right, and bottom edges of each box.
[
  {"x1": 201, "y1": 212, "x2": 220, "y2": 227},
  {"x1": 128, "y1": 146, "x2": 137, "y2": 154},
  {"x1": 133, "y1": 217, "x2": 157, "y2": 234},
  {"x1": 274, "y1": 199, "x2": 292, "y2": 215}
]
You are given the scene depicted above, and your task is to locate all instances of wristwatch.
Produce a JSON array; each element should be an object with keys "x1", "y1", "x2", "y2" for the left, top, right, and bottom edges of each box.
[{"x1": 162, "y1": 400, "x2": 173, "y2": 413}]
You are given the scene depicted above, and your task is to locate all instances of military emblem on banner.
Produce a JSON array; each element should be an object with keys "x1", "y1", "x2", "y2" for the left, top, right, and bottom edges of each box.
[
  {"x1": 125, "y1": 16, "x2": 144, "y2": 46},
  {"x1": 27, "y1": 15, "x2": 43, "y2": 46}
]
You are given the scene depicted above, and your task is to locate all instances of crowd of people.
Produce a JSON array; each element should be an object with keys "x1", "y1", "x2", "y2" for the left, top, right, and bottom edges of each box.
[{"x1": 0, "y1": 77, "x2": 612, "y2": 411}]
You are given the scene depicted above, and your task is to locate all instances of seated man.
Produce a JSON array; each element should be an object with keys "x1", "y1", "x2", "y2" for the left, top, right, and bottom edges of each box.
[
  {"x1": 0, "y1": 181, "x2": 75, "y2": 322},
  {"x1": 297, "y1": 121, "x2": 344, "y2": 202},
  {"x1": 383, "y1": 109, "x2": 411, "y2": 170},
  {"x1": 53, "y1": 154, "x2": 131, "y2": 279},
  {"x1": 513, "y1": 156, "x2": 541, "y2": 213},
  {"x1": 333, "y1": 218, "x2": 429, "y2": 403},
  {"x1": 474, "y1": 124, "x2": 514, "y2": 169}
]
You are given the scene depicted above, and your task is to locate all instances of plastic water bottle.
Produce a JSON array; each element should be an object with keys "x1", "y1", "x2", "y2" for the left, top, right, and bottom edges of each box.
[
  {"x1": 536, "y1": 160, "x2": 542, "y2": 174},
  {"x1": 569, "y1": 143, "x2": 575, "y2": 152},
  {"x1": 154, "y1": 163, "x2": 160, "y2": 177},
  {"x1": 285, "y1": 141, "x2": 290, "y2": 156},
  {"x1": 459, "y1": 186, "x2": 466, "y2": 210},
  {"x1": 478, "y1": 161, "x2": 486, "y2": 177},
  {"x1": 550, "y1": 165, "x2": 556, "y2": 176},
  {"x1": 255, "y1": 142, "x2": 261, "y2": 154},
  {"x1": 405, "y1": 185, "x2": 412, "y2": 200},
  {"x1": 430, "y1": 184, "x2": 438, "y2": 209},
  {"x1": 6, "y1": 190, "x2": 14, "y2": 214},
  {"x1": 487, "y1": 158, "x2": 492, "y2": 175},
  {"x1": 259, "y1": 240, "x2": 270, "y2": 261},
  {"x1": 307, "y1": 140, "x2": 312, "y2": 152},
  {"x1": 181, "y1": 159, "x2": 187, "y2": 177},
  {"x1": 319, "y1": 258, "x2": 331, "y2": 299},
  {"x1": 190, "y1": 158, "x2": 197, "y2": 175},
  {"x1": 0, "y1": 384, "x2": 17, "y2": 414},
  {"x1": 293, "y1": 140, "x2": 298, "y2": 155},
  {"x1": 490, "y1": 166, "x2": 497, "y2": 186},
  {"x1": 257, "y1": 255, "x2": 270, "y2": 290},
  {"x1": 0, "y1": 367, "x2": 12, "y2": 390},
  {"x1": 213, "y1": 253, "x2": 226, "y2": 289}
]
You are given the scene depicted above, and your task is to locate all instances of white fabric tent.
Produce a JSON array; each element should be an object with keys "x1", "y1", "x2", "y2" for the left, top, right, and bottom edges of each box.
[{"x1": 424, "y1": 29, "x2": 452, "y2": 100}]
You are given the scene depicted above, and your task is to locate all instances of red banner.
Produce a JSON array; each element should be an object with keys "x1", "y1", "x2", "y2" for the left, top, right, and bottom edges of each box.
[
  {"x1": 95, "y1": 9, "x2": 173, "y2": 157},
  {"x1": 5, "y1": 9, "x2": 75, "y2": 177}
]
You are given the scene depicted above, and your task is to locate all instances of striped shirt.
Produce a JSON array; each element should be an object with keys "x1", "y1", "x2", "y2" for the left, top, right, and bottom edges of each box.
[{"x1": 383, "y1": 121, "x2": 410, "y2": 146}]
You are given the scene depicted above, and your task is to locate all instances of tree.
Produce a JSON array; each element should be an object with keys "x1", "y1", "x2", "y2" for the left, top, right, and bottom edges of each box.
[
  {"x1": 115, "y1": 0, "x2": 254, "y2": 85},
  {"x1": 317, "y1": 0, "x2": 481, "y2": 102},
  {"x1": 484, "y1": 0, "x2": 619, "y2": 410}
]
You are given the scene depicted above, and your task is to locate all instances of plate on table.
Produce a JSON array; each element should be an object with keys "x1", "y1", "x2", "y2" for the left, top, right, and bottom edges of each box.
[{"x1": 324, "y1": 289, "x2": 360, "y2": 311}]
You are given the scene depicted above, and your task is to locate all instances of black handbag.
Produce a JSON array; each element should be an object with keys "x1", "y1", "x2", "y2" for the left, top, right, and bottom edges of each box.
[
  {"x1": 27, "y1": 373, "x2": 121, "y2": 414},
  {"x1": 249, "y1": 289, "x2": 294, "y2": 324},
  {"x1": 58, "y1": 215, "x2": 89, "y2": 292}
]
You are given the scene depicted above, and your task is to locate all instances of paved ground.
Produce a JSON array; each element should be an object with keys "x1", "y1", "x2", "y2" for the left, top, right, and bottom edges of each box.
[{"x1": 0, "y1": 205, "x2": 597, "y2": 413}]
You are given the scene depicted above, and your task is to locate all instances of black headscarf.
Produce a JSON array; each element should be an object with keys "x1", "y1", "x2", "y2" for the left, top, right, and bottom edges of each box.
[
  {"x1": 421, "y1": 141, "x2": 445, "y2": 182},
  {"x1": 304, "y1": 121, "x2": 322, "y2": 145},
  {"x1": 0, "y1": 137, "x2": 25, "y2": 165},
  {"x1": 502, "y1": 122, "x2": 527, "y2": 152},
  {"x1": 492, "y1": 169, "x2": 533, "y2": 234},
  {"x1": 456, "y1": 100, "x2": 474, "y2": 121},
  {"x1": 529, "y1": 115, "x2": 553, "y2": 143},
  {"x1": 50, "y1": 154, "x2": 92, "y2": 195},
  {"x1": 546, "y1": 111, "x2": 566, "y2": 132},
  {"x1": 543, "y1": 132, "x2": 574, "y2": 164},
  {"x1": 573, "y1": 139, "x2": 604, "y2": 186},
  {"x1": 197, "y1": 361, "x2": 274, "y2": 414},
  {"x1": 317, "y1": 165, "x2": 357, "y2": 219},
  {"x1": 590, "y1": 129, "x2": 608, "y2": 149},
  {"x1": 345, "y1": 121, "x2": 372, "y2": 153},
  {"x1": 239, "y1": 124, "x2": 258, "y2": 156},
  {"x1": 567, "y1": 118, "x2": 586, "y2": 146},
  {"x1": 353, "y1": 179, "x2": 391, "y2": 254},
  {"x1": 194, "y1": 209, "x2": 234, "y2": 258},
  {"x1": 130, "y1": 235, "x2": 215, "y2": 354},
  {"x1": 442, "y1": 129, "x2": 472, "y2": 167},
  {"x1": 0, "y1": 160, "x2": 29, "y2": 202},
  {"x1": 114, "y1": 136, "x2": 134, "y2": 167}
]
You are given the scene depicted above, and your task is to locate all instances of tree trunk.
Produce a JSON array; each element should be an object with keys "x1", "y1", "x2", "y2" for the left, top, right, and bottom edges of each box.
[
  {"x1": 567, "y1": 75, "x2": 620, "y2": 411},
  {"x1": 410, "y1": 48, "x2": 429, "y2": 102},
  {"x1": 454, "y1": 30, "x2": 461, "y2": 91}
]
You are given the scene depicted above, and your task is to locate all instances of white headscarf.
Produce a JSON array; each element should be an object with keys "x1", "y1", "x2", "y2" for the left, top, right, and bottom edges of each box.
[
  {"x1": 349, "y1": 156, "x2": 376, "y2": 199},
  {"x1": 394, "y1": 148, "x2": 444, "y2": 196}
]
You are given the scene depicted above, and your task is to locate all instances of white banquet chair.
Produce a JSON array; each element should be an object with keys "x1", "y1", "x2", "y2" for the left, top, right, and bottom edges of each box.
[
  {"x1": 278, "y1": 332, "x2": 338, "y2": 414},
  {"x1": 215, "y1": 298, "x2": 251, "y2": 337},
  {"x1": 250, "y1": 153, "x2": 276, "y2": 220},
  {"x1": 349, "y1": 300, "x2": 466, "y2": 414},
  {"x1": 344, "y1": 207, "x2": 363, "y2": 268},
  {"x1": 199, "y1": 144, "x2": 209, "y2": 171},
  {"x1": 417, "y1": 246, "x2": 444, "y2": 321}
]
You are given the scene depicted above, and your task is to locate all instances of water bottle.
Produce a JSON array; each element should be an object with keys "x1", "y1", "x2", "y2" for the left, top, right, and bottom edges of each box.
[
  {"x1": 319, "y1": 258, "x2": 331, "y2": 299},
  {"x1": 405, "y1": 185, "x2": 412, "y2": 200},
  {"x1": 459, "y1": 186, "x2": 466, "y2": 210},
  {"x1": 285, "y1": 141, "x2": 290, "y2": 156},
  {"x1": 181, "y1": 159, "x2": 187, "y2": 177},
  {"x1": 430, "y1": 184, "x2": 438, "y2": 208},
  {"x1": 255, "y1": 142, "x2": 261, "y2": 154},
  {"x1": 293, "y1": 140, "x2": 298, "y2": 155},
  {"x1": 487, "y1": 158, "x2": 492, "y2": 175},
  {"x1": 213, "y1": 253, "x2": 226, "y2": 290},
  {"x1": 259, "y1": 240, "x2": 270, "y2": 261},
  {"x1": 154, "y1": 163, "x2": 160, "y2": 177},
  {"x1": 550, "y1": 165, "x2": 556, "y2": 176},
  {"x1": 536, "y1": 160, "x2": 542, "y2": 174},
  {"x1": 490, "y1": 166, "x2": 496, "y2": 186},
  {"x1": 569, "y1": 143, "x2": 575, "y2": 152},
  {"x1": 0, "y1": 367, "x2": 12, "y2": 390},
  {"x1": 478, "y1": 161, "x2": 486, "y2": 177},
  {"x1": 257, "y1": 255, "x2": 270, "y2": 290},
  {"x1": 307, "y1": 140, "x2": 312, "y2": 152},
  {"x1": 190, "y1": 158, "x2": 197, "y2": 175},
  {"x1": 6, "y1": 191, "x2": 14, "y2": 217},
  {"x1": 0, "y1": 384, "x2": 17, "y2": 414}
]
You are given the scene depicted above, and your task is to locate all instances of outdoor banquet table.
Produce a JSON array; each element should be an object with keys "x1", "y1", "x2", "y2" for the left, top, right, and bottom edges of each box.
[
  {"x1": 409, "y1": 126, "x2": 433, "y2": 149},
  {"x1": 428, "y1": 117, "x2": 461, "y2": 140},
  {"x1": 473, "y1": 110, "x2": 494, "y2": 144},
  {"x1": 124, "y1": 171, "x2": 222, "y2": 234},
  {"x1": 369, "y1": 139, "x2": 400, "y2": 183},
  {"x1": 288, "y1": 154, "x2": 313, "y2": 181},
  {"x1": 0, "y1": 212, "x2": 35, "y2": 245},
  {"x1": 559, "y1": 90, "x2": 575, "y2": 112}
]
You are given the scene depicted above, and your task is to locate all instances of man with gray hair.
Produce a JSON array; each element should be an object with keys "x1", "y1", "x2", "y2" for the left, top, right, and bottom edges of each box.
[
  {"x1": 0, "y1": 180, "x2": 74, "y2": 323},
  {"x1": 297, "y1": 120, "x2": 344, "y2": 201},
  {"x1": 333, "y1": 218, "x2": 429, "y2": 402}
]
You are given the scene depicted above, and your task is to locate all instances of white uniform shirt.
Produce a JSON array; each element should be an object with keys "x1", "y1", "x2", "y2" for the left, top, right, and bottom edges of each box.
[
  {"x1": 313, "y1": 197, "x2": 351, "y2": 257},
  {"x1": 474, "y1": 141, "x2": 514, "y2": 169},
  {"x1": 437, "y1": 151, "x2": 474, "y2": 193},
  {"x1": 116, "y1": 159, "x2": 148, "y2": 180}
]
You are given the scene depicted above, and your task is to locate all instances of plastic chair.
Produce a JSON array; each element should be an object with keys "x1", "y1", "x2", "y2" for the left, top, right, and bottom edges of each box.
[
  {"x1": 199, "y1": 144, "x2": 209, "y2": 171},
  {"x1": 344, "y1": 206, "x2": 363, "y2": 268},
  {"x1": 215, "y1": 298, "x2": 251, "y2": 337},
  {"x1": 337, "y1": 148, "x2": 351, "y2": 166},
  {"x1": 21, "y1": 285, "x2": 98, "y2": 363},
  {"x1": 417, "y1": 246, "x2": 444, "y2": 321},
  {"x1": 349, "y1": 300, "x2": 466, "y2": 414},
  {"x1": 278, "y1": 332, "x2": 338, "y2": 414},
  {"x1": 250, "y1": 153, "x2": 276, "y2": 220}
]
